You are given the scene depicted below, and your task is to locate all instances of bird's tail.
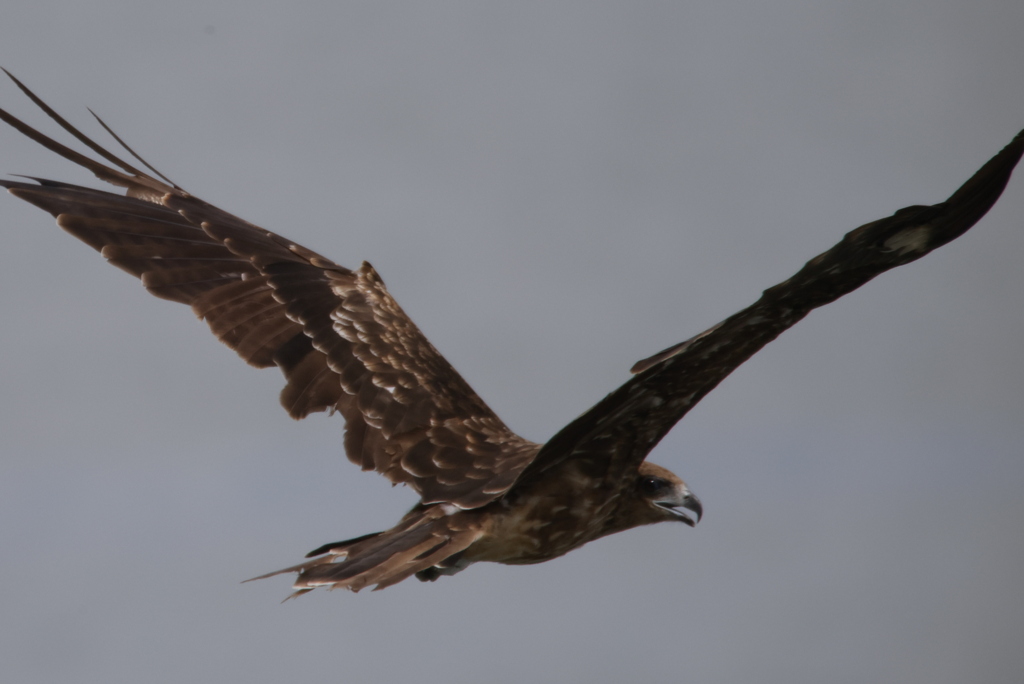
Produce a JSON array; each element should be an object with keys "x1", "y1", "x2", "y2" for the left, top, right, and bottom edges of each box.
[{"x1": 246, "y1": 506, "x2": 481, "y2": 597}]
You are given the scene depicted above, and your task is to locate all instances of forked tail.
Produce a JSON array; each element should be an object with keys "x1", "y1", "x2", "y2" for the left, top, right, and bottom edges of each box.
[{"x1": 246, "y1": 506, "x2": 482, "y2": 597}]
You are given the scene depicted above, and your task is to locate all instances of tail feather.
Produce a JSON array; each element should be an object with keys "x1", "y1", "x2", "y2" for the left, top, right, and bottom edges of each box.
[
  {"x1": 247, "y1": 507, "x2": 482, "y2": 595},
  {"x1": 304, "y1": 531, "x2": 384, "y2": 559}
]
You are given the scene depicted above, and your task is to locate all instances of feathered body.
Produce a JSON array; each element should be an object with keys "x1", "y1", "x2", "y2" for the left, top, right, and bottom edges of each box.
[{"x1": 1, "y1": 71, "x2": 1020, "y2": 594}]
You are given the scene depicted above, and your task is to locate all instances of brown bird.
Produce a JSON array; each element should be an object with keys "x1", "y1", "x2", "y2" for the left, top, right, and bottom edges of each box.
[{"x1": 2, "y1": 70, "x2": 1020, "y2": 595}]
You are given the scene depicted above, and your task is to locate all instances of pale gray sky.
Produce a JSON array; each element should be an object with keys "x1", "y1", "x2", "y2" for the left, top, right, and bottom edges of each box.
[{"x1": 1, "y1": 2, "x2": 1022, "y2": 683}]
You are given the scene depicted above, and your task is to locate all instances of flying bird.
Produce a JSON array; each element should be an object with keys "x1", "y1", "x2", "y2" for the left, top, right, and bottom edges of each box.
[{"x1": 1, "y1": 71, "x2": 1021, "y2": 595}]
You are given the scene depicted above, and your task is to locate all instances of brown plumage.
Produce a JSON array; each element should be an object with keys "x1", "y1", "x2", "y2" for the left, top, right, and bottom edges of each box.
[{"x1": 1, "y1": 71, "x2": 1020, "y2": 595}]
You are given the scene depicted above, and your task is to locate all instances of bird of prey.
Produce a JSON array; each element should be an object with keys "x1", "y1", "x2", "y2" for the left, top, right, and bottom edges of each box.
[{"x1": 2, "y1": 71, "x2": 1021, "y2": 595}]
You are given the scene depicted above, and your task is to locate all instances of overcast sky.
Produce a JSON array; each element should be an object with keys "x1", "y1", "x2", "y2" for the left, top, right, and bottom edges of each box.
[{"x1": 1, "y1": 2, "x2": 1022, "y2": 683}]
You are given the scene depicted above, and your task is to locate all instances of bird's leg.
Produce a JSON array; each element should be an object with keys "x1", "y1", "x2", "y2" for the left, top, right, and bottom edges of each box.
[{"x1": 415, "y1": 551, "x2": 471, "y2": 581}]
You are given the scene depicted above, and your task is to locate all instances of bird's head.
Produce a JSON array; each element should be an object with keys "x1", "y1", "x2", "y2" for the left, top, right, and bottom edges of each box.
[{"x1": 629, "y1": 461, "x2": 703, "y2": 528}]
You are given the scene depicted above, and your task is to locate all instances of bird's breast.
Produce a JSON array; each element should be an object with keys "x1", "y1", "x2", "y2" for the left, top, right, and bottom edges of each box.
[{"x1": 462, "y1": 468, "x2": 622, "y2": 565}]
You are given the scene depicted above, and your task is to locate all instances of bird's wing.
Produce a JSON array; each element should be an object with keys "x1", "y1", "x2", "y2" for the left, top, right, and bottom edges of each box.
[
  {"x1": 523, "y1": 129, "x2": 1024, "y2": 486},
  {"x1": 0, "y1": 72, "x2": 539, "y2": 509}
]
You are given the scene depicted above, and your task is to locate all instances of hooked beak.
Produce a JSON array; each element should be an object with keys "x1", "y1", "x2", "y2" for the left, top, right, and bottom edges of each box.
[{"x1": 655, "y1": 490, "x2": 703, "y2": 527}]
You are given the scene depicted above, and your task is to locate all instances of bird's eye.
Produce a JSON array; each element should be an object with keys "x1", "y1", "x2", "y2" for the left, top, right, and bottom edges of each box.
[{"x1": 639, "y1": 477, "x2": 666, "y2": 495}]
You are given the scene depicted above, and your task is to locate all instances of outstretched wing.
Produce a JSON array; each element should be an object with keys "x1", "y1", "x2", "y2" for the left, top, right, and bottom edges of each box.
[
  {"x1": 523, "y1": 129, "x2": 1024, "y2": 486},
  {"x1": 0, "y1": 72, "x2": 539, "y2": 509}
]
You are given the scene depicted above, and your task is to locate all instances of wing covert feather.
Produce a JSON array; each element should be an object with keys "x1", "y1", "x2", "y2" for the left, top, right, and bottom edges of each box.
[{"x1": 1, "y1": 75, "x2": 539, "y2": 508}]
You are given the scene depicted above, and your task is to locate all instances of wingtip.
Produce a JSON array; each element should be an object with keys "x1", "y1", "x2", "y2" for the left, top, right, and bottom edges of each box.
[
  {"x1": 940, "y1": 127, "x2": 1024, "y2": 221},
  {"x1": 1007, "y1": 127, "x2": 1024, "y2": 160},
  {"x1": 1004, "y1": 127, "x2": 1024, "y2": 154},
  {"x1": 2, "y1": 67, "x2": 35, "y2": 98},
  {"x1": 996, "y1": 127, "x2": 1024, "y2": 164},
  {"x1": 1, "y1": 67, "x2": 20, "y2": 86}
]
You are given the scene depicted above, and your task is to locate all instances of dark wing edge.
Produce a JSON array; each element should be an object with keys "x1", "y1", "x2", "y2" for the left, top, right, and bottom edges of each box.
[
  {"x1": 0, "y1": 72, "x2": 539, "y2": 509},
  {"x1": 522, "y1": 129, "x2": 1024, "y2": 483}
]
